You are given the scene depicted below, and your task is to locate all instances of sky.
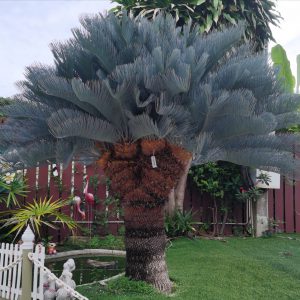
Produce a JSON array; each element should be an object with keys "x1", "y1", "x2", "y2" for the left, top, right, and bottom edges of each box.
[
  {"x1": 0, "y1": 0, "x2": 114, "y2": 97},
  {"x1": 0, "y1": 0, "x2": 300, "y2": 97}
]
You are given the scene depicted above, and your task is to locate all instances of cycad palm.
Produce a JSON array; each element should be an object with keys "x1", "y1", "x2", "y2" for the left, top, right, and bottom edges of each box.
[{"x1": 1, "y1": 13, "x2": 300, "y2": 293}]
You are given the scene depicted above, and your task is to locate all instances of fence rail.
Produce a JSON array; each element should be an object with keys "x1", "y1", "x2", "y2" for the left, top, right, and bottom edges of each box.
[
  {"x1": 0, "y1": 243, "x2": 22, "y2": 300},
  {"x1": 0, "y1": 226, "x2": 87, "y2": 300}
]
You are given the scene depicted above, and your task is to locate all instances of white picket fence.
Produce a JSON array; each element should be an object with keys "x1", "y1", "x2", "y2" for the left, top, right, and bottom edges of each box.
[
  {"x1": 0, "y1": 226, "x2": 88, "y2": 300},
  {"x1": 0, "y1": 243, "x2": 22, "y2": 300},
  {"x1": 0, "y1": 243, "x2": 44, "y2": 300}
]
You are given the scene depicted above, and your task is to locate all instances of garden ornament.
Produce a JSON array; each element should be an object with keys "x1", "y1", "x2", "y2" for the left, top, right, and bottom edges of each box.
[
  {"x1": 40, "y1": 273, "x2": 51, "y2": 294},
  {"x1": 62, "y1": 258, "x2": 76, "y2": 273},
  {"x1": 56, "y1": 258, "x2": 76, "y2": 299},
  {"x1": 73, "y1": 196, "x2": 85, "y2": 219},
  {"x1": 44, "y1": 276, "x2": 56, "y2": 300},
  {"x1": 56, "y1": 270, "x2": 76, "y2": 300},
  {"x1": 47, "y1": 242, "x2": 57, "y2": 255},
  {"x1": 84, "y1": 175, "x2": 95, "y2": 205}
]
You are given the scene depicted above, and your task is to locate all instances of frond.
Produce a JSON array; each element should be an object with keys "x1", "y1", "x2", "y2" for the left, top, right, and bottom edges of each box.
[
  {"x1": 71, "y1": 78, "x2": 125, "y2": 128},
  {"x1": 47, "y1": 109, "x2": 121, "y2": 143},
  {"x1": 128, "y1": 114, "x2": 160, "y2": 140}
]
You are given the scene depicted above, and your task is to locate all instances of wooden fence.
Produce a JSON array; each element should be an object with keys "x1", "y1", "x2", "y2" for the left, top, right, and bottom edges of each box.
[
  {"x1": 15, "y1": 162, "x2": 118, "y2": 241},
  {"x1": 2, "y1": 163, "x2": 300, "y2": 240},
  {"x1": 268, "y1": 177, "x2": 300, "y2": 233},
  {"x1": 184, "y1": 179, "x2": 246, "y2": 235}
]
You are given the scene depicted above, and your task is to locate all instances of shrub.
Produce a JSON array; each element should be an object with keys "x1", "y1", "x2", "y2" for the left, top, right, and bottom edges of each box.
[{"x1": 165, "y1": 210, "x2": 196, "y2": 238}]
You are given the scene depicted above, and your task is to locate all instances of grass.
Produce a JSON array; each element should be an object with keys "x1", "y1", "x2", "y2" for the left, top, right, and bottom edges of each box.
[{"x1": 77, "y1": 234, "x2": 300, "y2": 300}]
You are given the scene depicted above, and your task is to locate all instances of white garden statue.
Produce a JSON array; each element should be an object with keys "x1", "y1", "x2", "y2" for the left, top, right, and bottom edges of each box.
[
  {"x1": 44, "y1": 258, "x2": 77, "y2": 300},
  {"x1": 43, "y1": 275, "x2": 56, "y2": 300},
  {"x1": 56, "y1": 259, "x2": 76, "y2": 300},
  {"x1": 56, "y1": 270, "x2": 76, "y2": 300}
]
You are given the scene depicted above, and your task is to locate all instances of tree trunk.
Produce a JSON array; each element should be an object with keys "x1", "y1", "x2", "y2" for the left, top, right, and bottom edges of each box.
[
  {"x1": 165, "y1": 157, "x2": 192, "y2": 214},
  {"x1": 165, "y1": 188, "x2": 176, "y2": 215},
  {"x1": 101, "y1": 140, "x2": 191, "y2": 294},
  {"x1": 124, "y1": 203, "x2": 172, "y2": 293},
  {"x1": 220, "y1": 208, "x2": 228, "y2": 236},
  {"x1": 174, "y1": 157, "x2": 192, "y2": 211}
]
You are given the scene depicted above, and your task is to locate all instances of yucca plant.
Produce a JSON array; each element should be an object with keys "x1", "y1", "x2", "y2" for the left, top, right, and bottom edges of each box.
[
  {"x1": 1, "y1": 13, "x2": 300, "y2": 292},
  {"x1": 0, "y1": 197, "x2": 77, "y2": 240}
]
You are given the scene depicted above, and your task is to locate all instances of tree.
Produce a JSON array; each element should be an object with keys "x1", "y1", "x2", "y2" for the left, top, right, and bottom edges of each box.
[
  {"x1": 0, "y1": 97, "x2": 9, "y2": 124},
  {"x1": 112, "y1": 0, "x2": 281, "y2": 213},
  {"x1": 112, "y1": 0, "x2": 281, "y2": 51},
  {"x1": 1, "y1": 13, "x2": 300, "y2": 293}
]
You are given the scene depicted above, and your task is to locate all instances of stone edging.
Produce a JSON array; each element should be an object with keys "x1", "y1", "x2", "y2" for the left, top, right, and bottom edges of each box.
[{"x1": 45, "y1": 249, "x2": 126, "y2": 262}]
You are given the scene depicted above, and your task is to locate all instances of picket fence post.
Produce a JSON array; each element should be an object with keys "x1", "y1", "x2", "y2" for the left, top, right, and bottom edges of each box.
[{"x1": 20, "y1": 225, "x2": 34, "y2": 300}]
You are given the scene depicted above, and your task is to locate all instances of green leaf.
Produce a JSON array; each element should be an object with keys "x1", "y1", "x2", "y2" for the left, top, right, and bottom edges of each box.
[
  {"x1": 296, "y1": 54, "x2": 300, "y2": 94},
  {"x1": 213, "y1": 0, "x2": 219, "y2": 9},
  {"x1": 271, "y1": 44, "x2": 295, "y2": 93},
  {"x1": 190, "y1": 0, "x2": 206, "y2": 5},
  {"x1": 223, "y1": 13, "x2": 237, "y2": 25},
  {"x1": 205, "y1": 14, "x2": 213, "y2": 32},
  {"x1": 240, "y1": 0, "x2": 245, "y2": 12}
]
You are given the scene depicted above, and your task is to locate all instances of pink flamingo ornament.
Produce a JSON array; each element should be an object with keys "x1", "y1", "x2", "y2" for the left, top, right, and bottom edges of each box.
[
  {"x1": 73, "y1": 196, "x2": 85, "y2": 219},
  {"x1": 84, "y1": 175, "x2": 95, "y2": 237},
  {"x1": 84, "y1": 176, "x2": 95, "y2": 205}
]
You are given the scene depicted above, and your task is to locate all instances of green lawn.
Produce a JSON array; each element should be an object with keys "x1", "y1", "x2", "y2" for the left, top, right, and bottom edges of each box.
[{"x1": 77, "y1": 235, "x2": 300, "y2": 300}]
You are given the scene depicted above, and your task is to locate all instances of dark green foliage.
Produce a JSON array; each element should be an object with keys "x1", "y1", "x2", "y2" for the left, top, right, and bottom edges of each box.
[
  {"x1": 189, "y1": 162, "x2": 243, "y2": 200},
  {"x1": 1, "y1": 13, "x2": 300, "y2": 180},
  {"x1": 235, "y1": 186, "x2": 263, "y2": 202},
  {"x1": 63, "y1": 235, "x2": 125, "y2": 250},
  {"x1": 0, "y1": 97, "x2": 10, "y2": 106},
  {"x1": 0, "y1": 97, "x2": 9, "y2": 128},
  {"x1": 164, "y1": 210, "x2": 195, "y2": 237},
  {"x1": 112, "y1": 0, "x2": 281, "y2": 50},
  {"x1": 87, "y1": 235, "x2": 125, "y2": 250}
]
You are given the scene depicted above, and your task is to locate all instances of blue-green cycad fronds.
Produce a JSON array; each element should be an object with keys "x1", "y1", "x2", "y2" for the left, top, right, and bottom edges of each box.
[{"x1": 1, "y1": 13, "x2": 300, "y2": 179}]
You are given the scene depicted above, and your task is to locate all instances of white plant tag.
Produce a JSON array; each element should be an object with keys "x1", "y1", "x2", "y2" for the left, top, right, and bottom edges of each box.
[{"x1": 151, "y1": 155, "x2": 157, "y2": 168}]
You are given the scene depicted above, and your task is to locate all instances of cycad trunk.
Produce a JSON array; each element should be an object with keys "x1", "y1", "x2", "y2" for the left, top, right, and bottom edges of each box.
[
  {"x1": 99, "y1": 140, "x2": 191, "y2": 293},
  {"x1": 124, "y1": 203, "x2": 172, "y2": 293}
]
